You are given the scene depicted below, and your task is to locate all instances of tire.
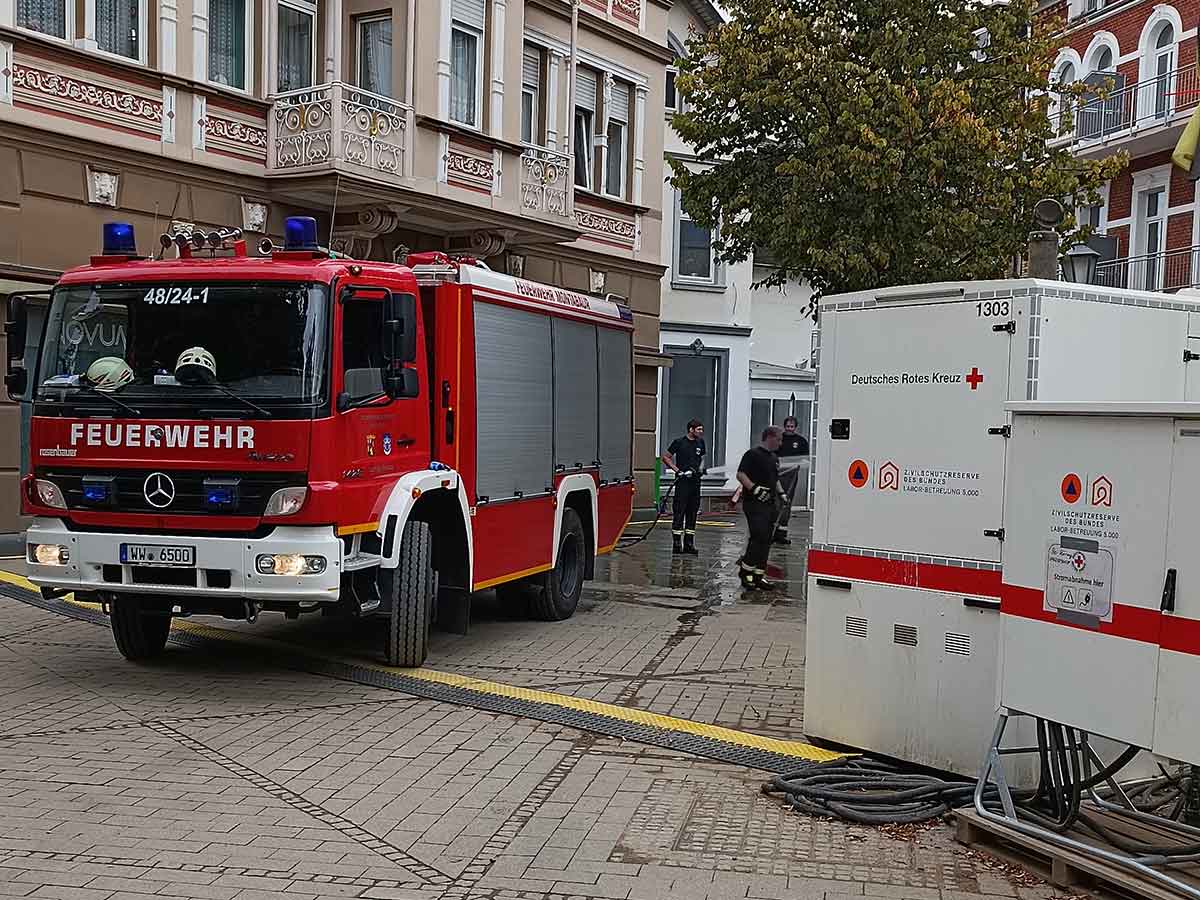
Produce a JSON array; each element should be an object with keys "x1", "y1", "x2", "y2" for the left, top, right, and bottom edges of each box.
[
  {"x1": 109, "y1": 595, "x2": 171, "y2": 661},
  {"x1": 530, "y1": 508, "x2": 586, "y2": 622},
  {"x1": 379, "y1": 520, "x2": 435, "y2": 667}
]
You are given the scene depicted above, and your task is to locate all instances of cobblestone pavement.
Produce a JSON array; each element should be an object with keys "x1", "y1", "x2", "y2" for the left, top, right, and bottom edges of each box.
[{"x1": 0, "y1": 515, "x2": 1060, "y2": 900}]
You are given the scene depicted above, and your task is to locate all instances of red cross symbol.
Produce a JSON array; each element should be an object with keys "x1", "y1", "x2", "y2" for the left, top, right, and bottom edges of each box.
[{"x1": 966, "y1": 367, "x2": 984, "y2": 390}]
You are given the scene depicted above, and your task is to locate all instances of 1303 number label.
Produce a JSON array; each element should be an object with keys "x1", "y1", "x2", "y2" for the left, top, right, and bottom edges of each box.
[
  {"x1": 143, "y1": 286, "x2": 210, "y2": 305},
  {"x1": 977, "y1": 300, "x2": 1010, "y2": 317}
]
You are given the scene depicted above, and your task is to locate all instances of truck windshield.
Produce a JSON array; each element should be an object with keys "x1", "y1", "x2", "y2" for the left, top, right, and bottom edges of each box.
[{"x1": 35, "y1": 282, "x2": 329, "y2": 408}]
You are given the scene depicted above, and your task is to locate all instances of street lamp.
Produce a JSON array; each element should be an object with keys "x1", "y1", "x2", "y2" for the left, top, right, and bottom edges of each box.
[{"x1": 1063, "y1": 242, "x2": 1101, "y2": 285}]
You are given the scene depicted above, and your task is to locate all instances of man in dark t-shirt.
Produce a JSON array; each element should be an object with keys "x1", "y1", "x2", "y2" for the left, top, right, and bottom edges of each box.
[
  {"x1": 662, "y1": 419, "x2": 706, "y2": 554},
  {"x1": 737, "y1": 426, "x2": 785, "y2": 590},
  {"x1": 774, "y1": 416, "x2": 809, "y2": 545}
]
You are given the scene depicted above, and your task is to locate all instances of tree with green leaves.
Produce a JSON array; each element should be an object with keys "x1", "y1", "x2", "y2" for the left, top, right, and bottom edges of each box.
[{"x1": 671, "y1": 0, "x2": 1126, "y2": 301}]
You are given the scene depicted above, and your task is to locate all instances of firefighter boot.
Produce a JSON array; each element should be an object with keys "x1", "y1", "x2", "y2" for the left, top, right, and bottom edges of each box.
[
  {"x1": 738, "y1": 560, "x2": 758, "y2": 590},
  {"x1": 672, "y1": 532, "x2": 684, "y2": 554},
  {"x1": 683, "y1": 532, "x2": 699, "y2": 555},
  {"x1": 773, "y1": 527, "x2": 792, "y2": 547},
  {"x1": 755, "y1": 573, "x2": 781, "y2": 591}
]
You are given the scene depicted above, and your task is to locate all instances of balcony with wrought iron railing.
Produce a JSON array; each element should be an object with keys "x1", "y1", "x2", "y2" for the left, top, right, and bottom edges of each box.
[
  {"x1": 1095, "y1": 246, "x2": 1200, "y2": 293},
  {"x1": 519, "y1": 146, "x2": 573, "y2": 218},
  {"x1": 269, "y1": 82, "x2": 413, "y2": 180},
  {"x1": 1050, "y1": 63, "x2": 1200, "y2": 154}
]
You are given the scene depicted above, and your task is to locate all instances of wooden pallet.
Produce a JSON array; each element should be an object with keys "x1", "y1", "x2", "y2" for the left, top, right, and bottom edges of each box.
[{"x1": 954, "y1": 805, "x2": 1200, "y2": 900}]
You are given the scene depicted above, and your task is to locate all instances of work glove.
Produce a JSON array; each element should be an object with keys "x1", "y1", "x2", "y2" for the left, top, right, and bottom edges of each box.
[
  {"x1": 751, "y1": 484, "x2": 771, "y2": 502},
  {"x1": 678, "y1": 469, "x2": 693, "y2": 479}
]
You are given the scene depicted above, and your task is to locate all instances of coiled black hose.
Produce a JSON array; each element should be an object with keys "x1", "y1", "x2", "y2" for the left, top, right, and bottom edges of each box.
[{"x1": 614, "y1": 480, "x2": 676, "y2": 551}]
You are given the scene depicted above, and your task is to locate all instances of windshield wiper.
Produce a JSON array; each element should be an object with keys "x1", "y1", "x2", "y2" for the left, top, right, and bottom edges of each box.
[
  {"x1": 200, "y1": 383, "x2": 274, "y2": 419},
  {"x1": 46, "y1": 380, "x2": 144, "y2": 418}
]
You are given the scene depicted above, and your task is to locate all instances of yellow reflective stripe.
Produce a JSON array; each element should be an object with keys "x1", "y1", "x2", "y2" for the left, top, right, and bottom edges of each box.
[{"x1": 337, "y1": 522, "x2": 380, "y2": 536}]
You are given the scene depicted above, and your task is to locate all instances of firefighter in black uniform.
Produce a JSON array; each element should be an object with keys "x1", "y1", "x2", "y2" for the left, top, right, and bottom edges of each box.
[
  {"x1": 774, "y1": 416, "x2": 809, "y2": 546},
  {"x1": 737, "y1": 425, "x2": 785, "y2": 589},
  {"x1": 661, "y1": 419, "x2": 706, "y2": 554}
]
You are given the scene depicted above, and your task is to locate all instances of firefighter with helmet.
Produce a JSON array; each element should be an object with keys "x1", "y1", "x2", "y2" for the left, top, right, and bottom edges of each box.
[{"x1": 661, "y1": 419, "x2": 706, "y2": 554}]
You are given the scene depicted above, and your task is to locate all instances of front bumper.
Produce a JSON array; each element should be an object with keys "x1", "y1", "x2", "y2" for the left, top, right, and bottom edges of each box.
[{"x1": 24, "y1": 518, "x2": 342, "y2": 603}]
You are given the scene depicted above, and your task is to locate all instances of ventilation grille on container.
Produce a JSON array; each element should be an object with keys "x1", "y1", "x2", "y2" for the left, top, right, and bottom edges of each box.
[
  {"x1": 845, "y1": 616, "x2": 868, "y2": 638},
  {"x1": 945, "y1": 632, "x2": 972, "y2": 656},
  {"x1": 893, "y1": 623, "x2": 919, "y2": 647}
]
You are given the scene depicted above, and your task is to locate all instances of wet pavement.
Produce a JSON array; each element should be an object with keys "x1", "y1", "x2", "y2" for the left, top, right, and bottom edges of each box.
[{"x1": 0, "y1": 513, "x2": 1060, "y2": 900}]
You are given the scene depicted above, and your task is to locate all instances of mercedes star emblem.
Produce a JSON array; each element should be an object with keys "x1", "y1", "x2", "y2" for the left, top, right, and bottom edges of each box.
[{"x1": 143, "y1": 472, "x2": 176, "y2": 509}]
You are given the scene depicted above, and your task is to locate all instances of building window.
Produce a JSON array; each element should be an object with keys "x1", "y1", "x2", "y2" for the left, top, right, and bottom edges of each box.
[
  {"x1": 96, "y1": 0, "x2": 143, "y2": 61},
  {"x1": 17, "y1": 0, "x2": 70, "y2": 40},
  {"x1": 660, "y1": 347, "x2": 727, "y2": 467},
  {"x1": 575, "y1": 67, "x2": 598, "y2": 189},
  {"x1": 357, "y1": 14, "x2": 393, "y2": 96},
  {"x1": 522, "y1": 44, "x2": 542, "y2": 145},
  {"x1": 751, "y1": 399, "x2": 811, "y2": 449},
  {"x1": 1151, "y1": 22, "x2": 1176, "y2": 120},
  {"x1": 675, "y1": 193, "x2": 718, "y2": 284},
  {"x1": 605, "y1": 80, "x2": 630, "y2": 198},
  {"x1": 666, "y1": 32, "x2": 685, "y2": 114},
  {"x1": 209, "y1": 0, "x2": 248, "y2": 91},
  {"x1": 1137, "y1": 185, "x2": 1166, "y2": 290},
  {"x1": 1049, "y1": 59, "x2": 1076, "y2": 128},
  {"x1": 449, "y1": 0, "x2": 486, "y2": 128},
  {"x1": 277, "y1": 0, "x2": 316, "y2": 93},
  {"x1": 666, "y1": 69, "x2": 677, "y2": 112}
]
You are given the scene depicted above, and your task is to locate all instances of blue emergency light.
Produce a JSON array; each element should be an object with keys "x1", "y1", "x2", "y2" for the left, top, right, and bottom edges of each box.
[
  {"x1": 81, "y1": 476, "x2": 115, "y2": 506},
  {"x1": 202, "y1": 478, "x2": 240, "y2": 511},
  {"x1": 283, "y1": 216, "x2": 319, "y2": 251},
  {"x1": 102, "y1": 222, "x2": 137, "y2": 256}
]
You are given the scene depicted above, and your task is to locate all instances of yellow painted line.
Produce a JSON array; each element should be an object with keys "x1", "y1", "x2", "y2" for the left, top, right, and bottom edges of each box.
[
  {"x1": 697, "y1": 521, "x2": 735, "y2": 528},
  {"x1": 473, "y1": 562, "x2": 552, "y2": 592},
  {"x1": 0, "y1": 572, "x2": 844, "y2": 763},
  {"x1": 337, "y1": 521, "x2": 379, "y2": 537}
]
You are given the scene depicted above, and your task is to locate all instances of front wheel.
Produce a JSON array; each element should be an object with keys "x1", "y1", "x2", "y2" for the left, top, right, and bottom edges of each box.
[
  {"x1": 379, "y1": 520, "x2": 435, "y2": 667},
  {"x1": 530, "y1": 508, "x2": 587, "y2": 621},
  {"x1": 109, "y1": 595, "x2": 171, "y2": 661}
]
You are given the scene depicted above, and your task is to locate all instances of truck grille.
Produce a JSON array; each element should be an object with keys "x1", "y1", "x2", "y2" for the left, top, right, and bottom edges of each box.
[{"x1": 39, "y1": 468, "x2": 305, "y2": 517}]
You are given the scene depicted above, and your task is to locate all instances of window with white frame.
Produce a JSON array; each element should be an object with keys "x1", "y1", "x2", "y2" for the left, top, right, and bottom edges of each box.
[
  {"x1": 575, "y1": 67, "x2": 598, "y2": 189},
  {"x1": 357, "y1": 14, "x2": 393, "y2": 96},
  {"x1": 95, "y1": 0, "x2": 144, "y2": 61},
  {"x1": 209, "y1": 0, "x2": 249, "y2": 91},
  {"x1": 1150, "y1": 21, "x2": 1177, "y2": 120},
  {"x1": 277, "y1": 0, "x2": 316, "y2": 93},
  {"x1": 666, "y1": 33, "x2": 685, "y2": 114},
  {"x1": 1049, "y1": 59, "x2": 1077, "y2": 130},
  {"x1": 449, "y1": 0, "x2": 486, "y2": 128},
  {"x1": 675, "y1": 192, "x2": 718, "y2": 285},
  {"x1": 522, "y1": 44, "x2": 542, "y2": 145},
  {"x1": 605, "y1": 79, "x2": 630, "y2": 199},
  {"x1": 17, "y1": 0, "x2": 71, "y2": 40}
]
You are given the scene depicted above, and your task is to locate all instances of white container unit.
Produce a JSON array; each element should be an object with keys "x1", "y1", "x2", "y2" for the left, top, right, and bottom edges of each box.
[
  {"x1": 1001, "y1": 402, "x2": 1200, "y2": 765},
  {"x1": 806, "y1": 279, "x2": 1200, "y2": 774}
]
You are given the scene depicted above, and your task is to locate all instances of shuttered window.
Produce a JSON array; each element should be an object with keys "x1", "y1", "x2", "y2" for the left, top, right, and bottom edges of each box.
[
  {"x1": 575, "y1": 68, "x2": 598, "y2": 188},
  {"x1": 609, "y1": 79, "x2": 630, "y2": 123},
  {"x1": 451, "y1": 0, "x2": 485, "y2": 30}
]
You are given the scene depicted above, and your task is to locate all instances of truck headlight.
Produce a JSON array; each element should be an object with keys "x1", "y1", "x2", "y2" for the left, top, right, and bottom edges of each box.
[
  {"x1": 255, "y1": 554, "x2": 326, "y2": 576},
  {"x1": 31, "y1": 544, "x2": 69, "y2": 565},
  {"x1": 263, "y1": 486, "x2": 307, "y2": 517},
  {"x1": 34, "y1": 479, "x2": 67, "y2": 510}
]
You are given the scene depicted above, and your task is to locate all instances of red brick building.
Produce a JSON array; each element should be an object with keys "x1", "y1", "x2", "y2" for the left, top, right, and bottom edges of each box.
[{"x1": 1043, "y1": 0, "x2": 1200, "y2": 290}]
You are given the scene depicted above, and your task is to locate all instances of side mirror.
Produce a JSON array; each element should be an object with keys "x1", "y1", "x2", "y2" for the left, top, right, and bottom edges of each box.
[
  {"x1": 383, "y1": 291, "x2": 418, "y2": 365},
  {"x1": 383, "y1": 365, "x2": 419, "y2": 400},
  {"x1": 4, "y1": 295, "x2": 28, "y2": 401}
]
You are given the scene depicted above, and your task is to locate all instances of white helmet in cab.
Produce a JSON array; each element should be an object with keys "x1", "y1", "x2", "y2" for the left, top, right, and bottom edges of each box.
[
  {"x1": 176, "y1": 346, "x2": 217, "y2": 385},
  {"x1": 84, "y1": 356, "x2": 134, "y2": 393}
]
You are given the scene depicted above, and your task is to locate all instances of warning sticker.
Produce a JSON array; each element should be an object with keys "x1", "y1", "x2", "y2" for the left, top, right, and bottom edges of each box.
[{"x1": 1045, "y1": 541, "x2": 1114, "y2": 622}]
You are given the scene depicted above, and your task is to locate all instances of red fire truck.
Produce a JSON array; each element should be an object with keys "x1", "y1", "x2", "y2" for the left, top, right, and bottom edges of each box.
[{"x1": 4, "y1": 218, "x2": 635, "y2": 665}]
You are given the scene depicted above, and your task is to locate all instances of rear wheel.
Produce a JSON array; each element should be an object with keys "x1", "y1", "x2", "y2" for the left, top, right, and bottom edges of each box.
[
  {"x1": 379, "y1": 520, "x2": 435, "y2": 667},
  {"x1": 109, "y1": 595, "x2": 171, "y2": 661},
  {"x1": 530, "y1": 508, "x2": 586, "y2": 622}
]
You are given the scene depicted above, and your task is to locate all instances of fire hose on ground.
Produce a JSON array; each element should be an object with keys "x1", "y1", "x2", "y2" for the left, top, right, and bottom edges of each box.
[{"x1": 765, "y1": 722, "x2": 1197, "y2": 855}]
